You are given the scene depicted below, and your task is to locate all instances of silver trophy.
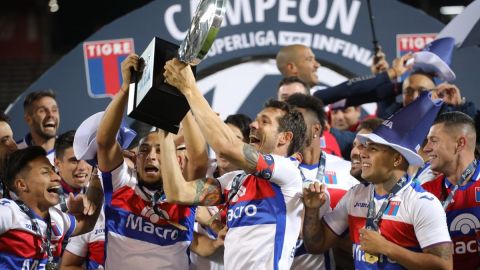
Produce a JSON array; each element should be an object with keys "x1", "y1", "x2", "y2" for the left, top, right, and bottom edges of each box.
[{"x1": 127, "y1": 0, "x2": 227, "y2": 133}]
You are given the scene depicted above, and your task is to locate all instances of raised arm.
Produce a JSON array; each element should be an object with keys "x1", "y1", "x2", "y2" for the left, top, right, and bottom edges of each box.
[
  {"x1": 159, "y1": 130, "x2": 224, "y2": 206},
  {"x1": 303, "y1": 182, "x2": 341, "y2": 253},
  {"x1": 96, "y1": 54, "x2": 139, "y2": 172},
  {"x1": 70, "y1": 173, "x2": 103, "y2": 236},
  {"x1": 164, "y1": 59, "x2": 258, "y2": 174},
  {"x1": 182, "y1": 111, "x2": 209, "y2": 180}
]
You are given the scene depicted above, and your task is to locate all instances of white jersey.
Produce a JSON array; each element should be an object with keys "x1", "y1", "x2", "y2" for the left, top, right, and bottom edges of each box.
[
  {"x1": 65, "y1": 210, "x2": 105, "y2": 269},
  {"x1": 294, "y1": 153, "x2": 359, "y2": 270},
  {"x1": 324, "y1": 180, "x2": 452, "y2": 269},
  {"x1": 0, "y1": 198, "x2": 77, "y2": 269},
  {"x1": 217, "y1": 154, "x2": 303, "y2": 270},
  {"x1": 100, "y1": 162, "x2": 196, "y2": 270},
  {"x1": 17, "y1": 133, "x2": 55, "y2": 164}
]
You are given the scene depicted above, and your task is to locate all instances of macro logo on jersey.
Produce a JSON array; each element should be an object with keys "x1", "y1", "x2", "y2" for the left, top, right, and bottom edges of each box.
[
  {"x1": 83, "y1": 38, "x2": 134, "y2": 98},
  {"x1": 384, "y1": 201, "x2": 401, "y2": 217}
]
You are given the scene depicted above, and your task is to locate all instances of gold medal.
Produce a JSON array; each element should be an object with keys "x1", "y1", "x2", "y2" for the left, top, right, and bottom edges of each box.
[{"x1": 365, "y1": 252, "x2": 379, "y2": 264}]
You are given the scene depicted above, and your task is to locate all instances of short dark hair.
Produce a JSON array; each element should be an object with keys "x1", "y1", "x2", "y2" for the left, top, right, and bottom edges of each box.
[
  {"x1": 0, "y1": 111, "x2": 9, "y2": 123},
  {"x1": 3, "y1": 146, "x2": 47, "y2": 192},
  {"x1": 278, "y1": 77, "x2": 310, "y2": 95},
  {"x1": 433, "y1": 111, "x2": 475, "y2": 130},
  {"x1": 225, "y1": 114, "x2": 252, "y2": 143},
  {"x1": 23, "y1": 89, "x2": 56, "y2": 114},
  {"x1": 263, "y1": 99, "x2": 306, "y2": 156},
  {"x1": 55, "y1": 130, "x2": 76, "y2": 159},
  {"x1": 285, "y1": 93, "x2": 326, "y2": 136},
  {"x1": 357, "y1": 118, "x2": 384, "y2": 132}
]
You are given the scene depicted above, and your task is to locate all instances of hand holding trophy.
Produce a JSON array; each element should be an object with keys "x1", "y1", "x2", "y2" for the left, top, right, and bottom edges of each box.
[{"x1": 127, "y1": 0, "x2": 227, "y2": 133}]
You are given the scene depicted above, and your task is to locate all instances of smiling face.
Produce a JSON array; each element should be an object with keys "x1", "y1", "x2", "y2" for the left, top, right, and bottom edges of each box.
[
  {"x1": 25, "y1": 96, "x2": 60, "y2": 140},
  {"x1": 360, "y1": 141, "x2": 399, "y2": 184},
  {"x1": 350, "y1": 129, "x2": 370, "y2": 179},
  {"x1": 249, "y1": 107, "x2": 285, "y2": 155},
  {"x1": 423, "y1": 123, "x2": 457, "y2": 173},
  {"x1": 55, "y1": 147, "x2": 92, "y2": 189},
  {"x1": 0, "y1": 121, "x2": 17, "y2": 164},
  {"x1": 18, "y1": 156, "x2": 62, "y2": 209},
  {"x1": 136, "y1": 132, "x2": 162, "y2": 186},
  {"x1": 330, "y1": 106, "x2": 360, "y2": 131},
  {"x1": 291, "y1": 46, "x2": 320, "y2": 87}
]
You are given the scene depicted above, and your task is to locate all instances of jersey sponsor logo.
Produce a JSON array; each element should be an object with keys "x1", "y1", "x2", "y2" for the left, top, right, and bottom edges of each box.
[
  {"x1": 450, "y1": 213, "x2": 480, "y2": 255},
  {"x1": 353, "y1": 243, "x2": 397, "y2": 265},
  {"x1": 450, "y1": 213, "x2": 480, "y2": 235},
  {"x1": 475, "y1": 187, "x2": 480, "y2": 202},
  {"x1": 354, "y1": 202, "x2": 368, "y2": 208},
  {"x1": 83, "y1": 38, "x2": 134, "y2": 98},
  {"x1": 227, "y1": 204, "x2": 257, "y2": 222},
  {"x1": 125, "y1": 214, "x2": 179, "y2": 240}
]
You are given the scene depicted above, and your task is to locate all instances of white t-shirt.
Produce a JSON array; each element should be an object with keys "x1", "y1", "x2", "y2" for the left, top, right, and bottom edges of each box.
[
  {"x1": 324, "y1": 180, "x2": 451, "y2": 269},
  {"x1": 100, "y1": 162, "x2": 196, "y2": 270},
  {"x1": 293, "y1": 153, "x2": 359, "y2": 270},
  {"x1": 65, "y1": 211, "x2": 105, "y2": 269},
  {"x1": 0, "y1": 198, "x2": 76, "y2": 269},
  {"x1": 217, "y1": 154, "x2": 303, "y2": 270}
]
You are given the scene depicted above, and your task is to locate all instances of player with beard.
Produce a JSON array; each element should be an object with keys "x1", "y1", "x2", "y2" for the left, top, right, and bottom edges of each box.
[
  {"x1": 0, "y1": 146, "x2": 101, "y2": 269},
  {"x1": 162, "y1": 58, "x2": 306, "y2": 270},
  {"x1": 350, "y1": 118, "x2": 383, "y2": 183},
  {"x1": 18, "y1": 90, "x2": 60, "y2": 164},
  {"x1": 96, "y1": 54, "x2": 211, "y2": 269}
]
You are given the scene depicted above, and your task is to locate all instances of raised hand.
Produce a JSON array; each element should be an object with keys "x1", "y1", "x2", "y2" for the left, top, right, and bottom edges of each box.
[
  {"x1": 120, "y1": 54, "x2": 141, "y2": 90},
  {"x1": 163, "y1": 59, "x2": 197, "y2": 95},
  {"x1": 303, "y1": 182, "x2": 327, "y2": 209},
  {"x1": 432, "y1": 83, "x2": 463, "y2": 105},
  {"x1": 388, "y1": 53, "x2": 414, "y2": 80},
  {"x1": 371, "y1": 49, "x2": 389, "y2": 75},
  {"x1": 67, "y1": 193, "x2": 96, "y2": 216}
]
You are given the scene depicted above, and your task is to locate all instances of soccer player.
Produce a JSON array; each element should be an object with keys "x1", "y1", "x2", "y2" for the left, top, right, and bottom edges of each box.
[
  {"x1": 422, "y1": 112, "x2": 480, "y2": 269},
  {"x1": 0, "y1": 146, "x2": 101, "y2": 269},
  {"x1": 161, "y1": 58, "x2": 307, "y2": 270}
]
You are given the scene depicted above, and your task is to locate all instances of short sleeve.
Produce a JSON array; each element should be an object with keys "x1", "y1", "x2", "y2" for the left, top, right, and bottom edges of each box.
[
  {"x1": 323, "y1": 188, "x2": 351, "y2": 236},
  {"x1": 65, "y1": 233, "x2": 89, "y2": 257},
  {"x1": 255, "y1": 155, "x2": 302, "y2": 196},
  {"x1": 0, "y1": 199, "x2": 13, "y2": 234},
  {"x1": 412, "y1": 192, "x2": 451, "y2": 248},
  {"x1": 100, "y1": 161, "x2": 135, "y2": 192}
]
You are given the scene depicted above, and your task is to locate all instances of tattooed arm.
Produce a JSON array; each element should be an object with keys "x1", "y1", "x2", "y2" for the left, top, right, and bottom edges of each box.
[
  {"x1": 164, "y1": 59, "x2": 258, "y2": 174},
  {"x1": 160, "y1": 130, "x2": 224, "y2": 206}
]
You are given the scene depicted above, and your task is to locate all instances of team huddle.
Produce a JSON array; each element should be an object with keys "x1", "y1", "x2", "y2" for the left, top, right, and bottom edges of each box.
[{"x1": 0, "y1": 39, "x2": 479, "y2": 270}]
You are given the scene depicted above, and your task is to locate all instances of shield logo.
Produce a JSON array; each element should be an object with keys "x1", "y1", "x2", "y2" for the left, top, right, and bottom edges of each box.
[{"x1": 83, "y1": 38, "x2": 134, "y2": 98}]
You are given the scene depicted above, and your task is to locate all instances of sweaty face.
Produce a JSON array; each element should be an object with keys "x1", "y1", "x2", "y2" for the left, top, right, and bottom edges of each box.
[
  {"x1": 136, "y1": 133, "x2": 162, "y2": 185},
  {"x1": 293, "y1": 47, "x2": 320, "y2": 87},
  {"x1": 402, "y1": 73, "x2": 435, "y2": 107},
  {"x1": 330, "y1": 107, "x2": 360, "y2": 131},
  {"x1": 249, "y1": 107, "x2": 284, "y2": 154},
  {"x1": 56, "y1": 147, "x2": 92, "y2": 189},
  {"x1": 0, "y1": 121, "x2": 17, "y2": 163},
  {"x1": 26, "y1": 97, "x2": 60, "y2": 140},
  {"x1": 21, "y1": 156, "x2": 62, "y2": 208},
  {"x1": 350, "y1": 129, "x2": 370, "y2": 179},
  {"x1": 277, "y1": 82, "x2": 308, "y2": 102},
  {"x1": 423, "y1": 123, "x2": 457, "y2": 173},
  {"x1": 360, "y1": 141, "x2": 398, "y2": 183}
]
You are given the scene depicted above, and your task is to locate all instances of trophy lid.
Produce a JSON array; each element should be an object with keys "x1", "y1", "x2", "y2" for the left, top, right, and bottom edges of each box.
[{"x1": 178, "y1": 0, "x2": 227, "y2": 65}]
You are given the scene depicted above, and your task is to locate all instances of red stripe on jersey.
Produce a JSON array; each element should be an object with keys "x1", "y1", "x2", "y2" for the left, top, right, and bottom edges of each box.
[
  {"x1": 88, "y1": 240, "x2": 105, "y2": 265},
  {"x1": 112, "y1": 186, "x2": 193, "y2": 224},
  {"x1": 225, "y1": 175, "x2": 277, "y2": 203},
  {"x1": 328, "y1": 188, "x2": 347, "y2": 209},
  {"x1": 348, "y1": 215, "x2": 419, "y2": 248},
  {"x1": 0, "y1": 229, "x2": 63, "y2": 258}
]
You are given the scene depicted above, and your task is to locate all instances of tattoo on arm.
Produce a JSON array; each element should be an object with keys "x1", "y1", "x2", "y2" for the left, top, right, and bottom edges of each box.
[
  {"x1": 242, "y1": 144, "x2": 259, "y2": 172},
  {"x1": 193, "y1": 178, "x2": 223, "y2": 206},
  {"x1": 424, "y1": 243, "x2": 453, "y2": 261}
]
